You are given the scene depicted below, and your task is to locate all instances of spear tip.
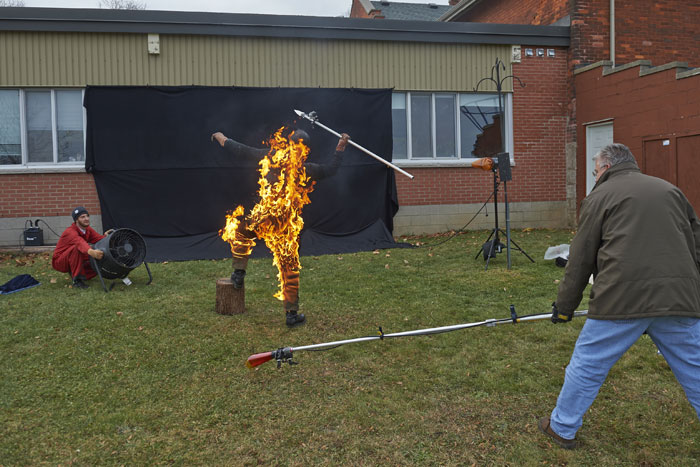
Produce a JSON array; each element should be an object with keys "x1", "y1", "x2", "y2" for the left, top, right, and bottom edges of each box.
[{"x1": 293, "y1": 109, "x2": 303, "y2": 116}]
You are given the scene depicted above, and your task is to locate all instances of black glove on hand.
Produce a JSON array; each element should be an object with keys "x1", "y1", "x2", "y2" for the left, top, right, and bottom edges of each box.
[{"x1": 551, "y1": 302, "x2": 573, "y2": 323}]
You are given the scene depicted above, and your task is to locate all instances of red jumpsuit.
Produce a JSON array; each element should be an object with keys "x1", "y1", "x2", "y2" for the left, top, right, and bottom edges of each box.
[{"x1": 52, "y1": 224, "x2": 105, "y2": 279}]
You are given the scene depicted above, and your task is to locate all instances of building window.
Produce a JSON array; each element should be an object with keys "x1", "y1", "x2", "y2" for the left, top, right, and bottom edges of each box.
[
  {"x1": 0, "y1": 88, "x2": 85, "y2": 167},
  {"x1": 391, "y1": 93, "x2": 407, "y2": 159},
  {"x1": 56, "y1": 90, "x2": 86, "y2": 163},
  {"x1": 0, "y1": 90, "x2": 21, "y2": 165},
  {"x1": 392, "y1": 91, "x2": 511, "y2": 162}
]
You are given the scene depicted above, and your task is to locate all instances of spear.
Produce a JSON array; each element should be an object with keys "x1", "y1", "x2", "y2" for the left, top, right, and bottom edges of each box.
[
  {"x1": 246, "y1": 307, "x2": 588, "y2": 368},
  {"x1": 294, "y1": 109, "x2": 414, "y2": 180}
]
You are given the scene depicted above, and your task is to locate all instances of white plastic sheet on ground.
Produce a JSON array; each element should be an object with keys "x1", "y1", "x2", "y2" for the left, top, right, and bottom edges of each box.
[
  {"x1": 544, "y1": 244, "x2": 570, "y2": 260},
  {"x1": 545, "y1": 243, "x2": 594, "y2": 284}
]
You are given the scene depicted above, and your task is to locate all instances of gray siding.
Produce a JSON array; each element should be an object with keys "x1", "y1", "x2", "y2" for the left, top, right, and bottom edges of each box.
[{"x1": 0, "y1": 31, "x2": 512, "y2": 91}]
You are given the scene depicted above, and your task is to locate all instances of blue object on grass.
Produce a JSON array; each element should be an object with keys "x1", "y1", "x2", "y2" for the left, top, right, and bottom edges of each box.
[{"x1": 0, "y1": 274, "x2": 40, "y2": 295}]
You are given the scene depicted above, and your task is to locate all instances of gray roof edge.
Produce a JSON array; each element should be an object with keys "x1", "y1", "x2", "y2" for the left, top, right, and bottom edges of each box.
[{"x1": 0, "y1": 7, "x2": 569, "y2": 46}]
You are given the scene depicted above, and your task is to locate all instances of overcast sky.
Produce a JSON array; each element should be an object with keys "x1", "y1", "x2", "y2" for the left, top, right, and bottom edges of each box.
[{"x1": 21, "y1": 0, "x2": 451, "y2": 17}]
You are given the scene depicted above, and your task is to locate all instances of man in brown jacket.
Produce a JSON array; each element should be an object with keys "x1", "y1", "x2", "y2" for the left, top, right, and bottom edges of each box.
[{"x1": 539, "y1": 143, "x2": 700, "y2": 449}]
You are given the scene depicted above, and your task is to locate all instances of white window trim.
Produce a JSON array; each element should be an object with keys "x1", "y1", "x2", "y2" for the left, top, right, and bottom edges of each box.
[
  {"x1": 0, "y1": 88, "x2": 87, "y2": 174},
  {"x1": 0, "y1": 165, "x2": 87, "y2": 174},
  {"x1": 392, "y1": 91, "x2": 515, "y2": 168}
]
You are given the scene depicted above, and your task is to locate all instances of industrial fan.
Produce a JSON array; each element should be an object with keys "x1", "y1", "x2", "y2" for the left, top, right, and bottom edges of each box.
[{"x1": 89, "y1": 228, "x2": 152, "y2": 292}]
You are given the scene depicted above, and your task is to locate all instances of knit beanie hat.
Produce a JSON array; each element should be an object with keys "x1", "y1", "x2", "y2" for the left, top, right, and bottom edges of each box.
[{"x1": 71, "y1": 206, "x2": 89, "y2": 222}]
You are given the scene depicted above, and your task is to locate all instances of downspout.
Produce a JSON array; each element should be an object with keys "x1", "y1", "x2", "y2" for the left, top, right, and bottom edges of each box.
[{"x1": 610, "y1": 0, "x2": 615, "y2": 66}]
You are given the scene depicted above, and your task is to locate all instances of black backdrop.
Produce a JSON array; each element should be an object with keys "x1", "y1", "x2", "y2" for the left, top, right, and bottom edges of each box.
[{"x1": 84, "y1": 86, "x2": 406, "y2": 262}]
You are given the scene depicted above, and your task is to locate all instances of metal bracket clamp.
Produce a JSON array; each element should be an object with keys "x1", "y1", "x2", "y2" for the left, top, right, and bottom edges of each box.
[{"x1": 273, "y1": 347, "x2": 296, "y2": 368}]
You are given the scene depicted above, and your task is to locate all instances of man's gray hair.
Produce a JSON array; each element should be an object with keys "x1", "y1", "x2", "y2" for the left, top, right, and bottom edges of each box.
[{"x1": 594, "y1": 143, "x2": 638, "y2": 167}]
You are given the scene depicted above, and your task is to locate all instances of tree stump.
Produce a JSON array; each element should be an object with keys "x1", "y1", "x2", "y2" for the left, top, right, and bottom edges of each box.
[{"x1": 215, "y1": 278, "x2": 245, "y2": 315}]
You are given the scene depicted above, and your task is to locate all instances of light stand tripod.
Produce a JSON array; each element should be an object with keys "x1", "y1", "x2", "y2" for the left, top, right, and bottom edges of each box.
[
  {"x1": 472, "y1": 57, "x2": 534, "y2": 270},
  {"x1": 475, "y1": 155, "x2": 534, "y2": 270}
]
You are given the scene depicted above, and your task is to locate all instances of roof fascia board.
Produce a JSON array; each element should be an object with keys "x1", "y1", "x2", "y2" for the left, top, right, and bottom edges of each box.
[{"x1": 0, "y1": 7, "x2": 569, "y2": 46}]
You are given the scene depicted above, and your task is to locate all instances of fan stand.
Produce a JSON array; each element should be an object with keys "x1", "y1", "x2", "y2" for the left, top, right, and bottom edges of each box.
[{"x1": 90, "y1": 257, "x2": 153, "y2": 292}]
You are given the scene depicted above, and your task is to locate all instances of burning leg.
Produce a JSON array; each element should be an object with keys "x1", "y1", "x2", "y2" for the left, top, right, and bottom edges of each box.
[
  {"x1": 282, "y1": 269, "x2": 305, "y2": 327},
  {"x1": 229, "y1": 221, "x2": 257, "y2": 289}
]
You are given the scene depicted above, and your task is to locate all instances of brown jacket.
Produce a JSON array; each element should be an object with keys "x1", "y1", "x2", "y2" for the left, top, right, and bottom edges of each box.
[{"x1": 557, "y1": 162, "x2": 700, "y2": 319}]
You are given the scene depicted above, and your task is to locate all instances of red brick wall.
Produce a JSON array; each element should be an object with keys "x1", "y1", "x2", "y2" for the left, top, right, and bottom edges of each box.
[
  {"x1": 575, "y1": 65, "x2": 700, "y2": 208},
  {"x1": 452, "y1": 0, "x2": 700, "y2": 68},
  {"x1": 558, "y1": 0, "x2": 700, "y2": 68},
  {"x1": 510, "y1": 45, "x2": 569, "y2": 201},
  {"x1": 0, "y1": 173, "x2": 100, "y2": 218},
  {"x1": 452, "y1": 0, "x2": 569, "y2": 25},
  {"x1": 396, "y1": 46, "x2": 569, "y2": 206},
  {"x1": 613, "y1": 0, "x2": 700, "y2": 67},
  {"x1": 350, "y1": 0, "x2": 372, "y2": 19},
  {"x1": 396, "y1": 167, "x2": 494, "y2": 206},
  {"x1": 350, "y1": 0, "x2": 386, "y2": 19},
  {"x1": 570, "y1": 0, "x2": 609, "y2": 67}
]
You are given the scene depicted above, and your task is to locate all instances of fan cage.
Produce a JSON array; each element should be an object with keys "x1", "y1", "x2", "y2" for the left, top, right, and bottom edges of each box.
[{"x1": 107, "y1": 229, "x2": 147, "y2": 268}]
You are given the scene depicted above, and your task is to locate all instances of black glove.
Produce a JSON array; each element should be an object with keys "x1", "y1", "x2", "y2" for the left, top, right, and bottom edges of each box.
[{"x1": 551, "y1": 302, "x2": 573, "y2": 323}]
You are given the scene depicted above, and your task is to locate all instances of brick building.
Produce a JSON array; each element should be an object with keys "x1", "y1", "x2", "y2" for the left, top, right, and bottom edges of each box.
[
  {"x1": 0, "y1": 7, "x2": 570, "y2": 249},
  {"x1": 443, "y1": 0, "x2": 700, "y2": 212}
]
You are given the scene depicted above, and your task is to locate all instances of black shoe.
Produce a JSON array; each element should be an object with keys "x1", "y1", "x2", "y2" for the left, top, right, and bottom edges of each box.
[
  {"x1": 72, "y1": 278, "x2": 89, "y2": 289},
  {"x1": 286, "y1": 311, "x2": 306, "y2": 327},
  {"x1": 231, "y1": 269, "x2": 246, "y2": 289}
]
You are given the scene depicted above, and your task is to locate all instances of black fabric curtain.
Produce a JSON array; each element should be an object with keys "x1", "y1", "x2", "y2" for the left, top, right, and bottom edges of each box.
[{"x1": 84, "y1": 86, "x2": 407, "y2": 262}]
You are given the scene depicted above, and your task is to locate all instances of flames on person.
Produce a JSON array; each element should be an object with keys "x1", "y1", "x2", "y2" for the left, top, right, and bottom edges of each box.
[{"x1": 219, "y1": 127, "x2": 314, "y2": 300}]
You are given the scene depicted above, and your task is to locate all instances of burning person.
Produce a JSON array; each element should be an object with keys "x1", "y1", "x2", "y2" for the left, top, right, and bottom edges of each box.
[{"x1": 212, "y1": 128, "x2": 350, "y2": 327}]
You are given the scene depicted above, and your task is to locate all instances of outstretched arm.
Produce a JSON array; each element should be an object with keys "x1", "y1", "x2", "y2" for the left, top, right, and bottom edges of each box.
[
  {"x1": 211, "y1": 132, "x2": 268, "y2": 161},
  {"x1": 306, "y1": 133, "x2": 349, "y2": 180}
]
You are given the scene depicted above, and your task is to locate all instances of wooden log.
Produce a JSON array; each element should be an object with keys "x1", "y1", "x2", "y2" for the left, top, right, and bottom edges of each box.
[{"x1": 215, "y1": 278, "x2": 245, "y2": 315}]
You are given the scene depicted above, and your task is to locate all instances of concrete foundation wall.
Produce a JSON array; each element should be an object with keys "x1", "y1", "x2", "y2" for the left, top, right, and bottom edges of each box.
[
  {"x1": 0, "y1": 216, "x2": 103, "y2": 248},
  {"x1": 1, "y1": 202, "x2": 568, "y2": 248},
  {"x1": 393, "y1": 201, "x2": 568, "y2": 236}
]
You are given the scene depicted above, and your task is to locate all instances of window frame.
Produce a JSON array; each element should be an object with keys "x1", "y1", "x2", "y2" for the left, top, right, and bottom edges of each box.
[
  {"x1": 0, "y1": 88, "x2": 87, "y2": 173},
  {"x1": 392, "y1": 91, "x2": 514, "y2": 168}
]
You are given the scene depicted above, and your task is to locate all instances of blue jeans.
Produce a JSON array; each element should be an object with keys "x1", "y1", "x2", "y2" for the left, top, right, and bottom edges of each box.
[{"x1": 550, "y1": 316, "x2": 700, "y2": 440}]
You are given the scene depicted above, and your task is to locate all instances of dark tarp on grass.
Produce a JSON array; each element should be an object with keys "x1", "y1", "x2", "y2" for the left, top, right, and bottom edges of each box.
[
  {"x1": 84, "y1": 86, "x2": 409, "y2": 262},
  {"x1": 0, "y1": 274, "x2": 40, "y2": 295}
]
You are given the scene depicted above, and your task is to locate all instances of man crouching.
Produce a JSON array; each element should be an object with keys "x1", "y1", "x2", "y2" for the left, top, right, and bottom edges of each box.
[{"x1": 52, "y1": 207, "x2": 108, "y2": 289}]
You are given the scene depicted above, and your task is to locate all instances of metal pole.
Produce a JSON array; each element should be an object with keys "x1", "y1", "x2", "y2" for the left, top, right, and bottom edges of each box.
[
  {"x1": 494, "y1": 61, "x2": 513, "y2": 270},
  {"x1": 246, "y1": 310, "x2": 589, "y2": 367},
  {"x1": 505, "y1": 179, "x2": 512, "y2": 269},
  {"x1": 294, "y1": 109, "x2": 414, "y2": 180},
  {"x1": 292, "y1": 310, "x2": 588, "y2": 351}
]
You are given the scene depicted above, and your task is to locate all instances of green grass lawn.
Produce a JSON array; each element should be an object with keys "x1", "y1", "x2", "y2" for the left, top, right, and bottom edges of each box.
[{"x1": 1, "y1": 229, "x2": 698, "y2": 465}]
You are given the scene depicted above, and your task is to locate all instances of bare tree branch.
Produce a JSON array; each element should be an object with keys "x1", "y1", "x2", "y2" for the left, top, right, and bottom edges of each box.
[
  {"x1": 0, "y1": 0, "x2": 27, "y2": 7},
  {"x1": 98, "y1": 0, "x2": 146, "y2": 10}
]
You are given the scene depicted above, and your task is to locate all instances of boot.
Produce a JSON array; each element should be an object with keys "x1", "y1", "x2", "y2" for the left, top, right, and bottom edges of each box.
[
  {"x1": 538, "y1": 417, "x2": 577, "y2": 449},
  {"x1": 72, "y1": 275, "x2": 89, "y2": 289},
  {"x1": 285, "y1": 311, "x2": 306, "y2": 327},
  {"x1": 231, "y1": 269, "x2": 246, "y2": 289}
]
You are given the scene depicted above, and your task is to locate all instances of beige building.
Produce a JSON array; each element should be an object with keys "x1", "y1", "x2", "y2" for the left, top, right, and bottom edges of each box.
[{"x1": 0, "y1": 8, "x2": 570, "y2": 248}]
